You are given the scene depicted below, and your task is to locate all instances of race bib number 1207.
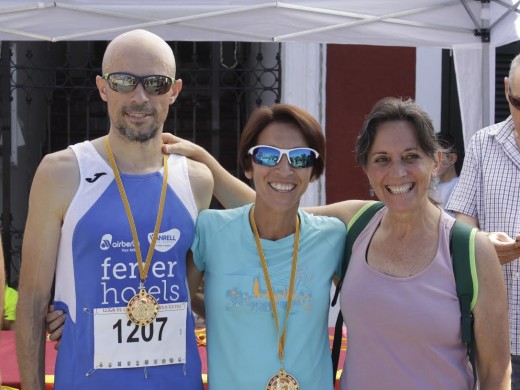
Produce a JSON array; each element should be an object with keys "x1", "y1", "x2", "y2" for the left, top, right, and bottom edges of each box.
[{"x1": 93, "y1": 302, "x2": 187, "y2": 369}]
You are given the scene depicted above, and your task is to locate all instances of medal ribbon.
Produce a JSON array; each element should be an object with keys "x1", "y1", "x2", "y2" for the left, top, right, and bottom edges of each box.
[
  {"x1": 104, "y1": 137, "x2": 168, "y2": 283},
  {"x1": 249, "y1": 205, "x2": 300, "y2": 364}
]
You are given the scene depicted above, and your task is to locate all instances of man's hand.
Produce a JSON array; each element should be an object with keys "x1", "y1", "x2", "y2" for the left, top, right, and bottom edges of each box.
[
  {"x1": 46, "y1": 305, "x2": 66, "y2": 350},
  {"x1": 487, "y1": 231, "x2": 520, "y2": 265}
]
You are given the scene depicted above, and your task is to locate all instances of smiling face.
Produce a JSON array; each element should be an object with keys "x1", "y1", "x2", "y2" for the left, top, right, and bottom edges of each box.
[
  {"x1": 365, "y1": 120, "x2": 440, "y2": 212},
  {"x1": 245, "y1": 122, "x2": 314, "y2": 215}
]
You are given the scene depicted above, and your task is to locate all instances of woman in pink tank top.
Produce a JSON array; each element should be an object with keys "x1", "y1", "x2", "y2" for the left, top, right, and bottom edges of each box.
[{"x1": 329, "y1": 97, "x2": 510, "y2": 389}]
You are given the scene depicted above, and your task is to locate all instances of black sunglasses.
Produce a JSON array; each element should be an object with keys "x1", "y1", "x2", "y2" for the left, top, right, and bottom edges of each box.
[
  {"x1": 508, "y1": 86, "x2": 520, "y2": 110},
  {"x1": 102, "y1": 72, "x2": 174, "y2": 95}
]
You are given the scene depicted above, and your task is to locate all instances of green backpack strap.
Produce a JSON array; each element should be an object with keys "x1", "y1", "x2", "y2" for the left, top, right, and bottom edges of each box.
[
  {"x1": 450, "y1": 220, "x2": 478, "y2": 388},
  {"x1": 331, "y1": 201, "x2": 384, "y2": 384},
  {"x1": 331, "y1": 201, "x2": 384, "y2": 307}
]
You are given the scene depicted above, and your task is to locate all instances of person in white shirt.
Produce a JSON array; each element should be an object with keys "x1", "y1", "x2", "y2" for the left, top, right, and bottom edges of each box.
[{"x1": 447, "y1": 53, "x2": 520, "y2": 387}]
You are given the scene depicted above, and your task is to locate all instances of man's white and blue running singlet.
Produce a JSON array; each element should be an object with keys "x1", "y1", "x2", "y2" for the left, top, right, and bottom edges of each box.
[{"x1": 52, "y1": 141, "x2": 202, "y2": 390}]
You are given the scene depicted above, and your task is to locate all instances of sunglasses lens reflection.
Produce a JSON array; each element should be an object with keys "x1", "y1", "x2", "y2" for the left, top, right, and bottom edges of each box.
[
  {"x1": 105, "y1": 73, "x2": 173, "y2": 95},
  {"x1": 288, "y1": 149, "x2": 317, "y2": 168},
  {"x1": 251, "y1": 146, "x2": 317, "y2": 168},
  {"x1": 143, "y1": 76, "x2": 172, "y2": 95},
  {"x1": 251, "y1": 147, "x2": 279, "y2": 167},
  {"x1": 108, "y1": 74, "x2": 137, "y2": 93}
]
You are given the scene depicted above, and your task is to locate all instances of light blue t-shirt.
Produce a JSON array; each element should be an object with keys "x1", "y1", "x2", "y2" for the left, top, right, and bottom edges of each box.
[{"x1": 192, "y1": 204, "x2": 346, "y2": 389}]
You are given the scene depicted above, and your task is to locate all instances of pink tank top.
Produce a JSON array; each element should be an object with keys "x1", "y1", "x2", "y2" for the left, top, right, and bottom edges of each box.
[{"x1": 339, "y1": 208, "x2": 474, "y2": 389}]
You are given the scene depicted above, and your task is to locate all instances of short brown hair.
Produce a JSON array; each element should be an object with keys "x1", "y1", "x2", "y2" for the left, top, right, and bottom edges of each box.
[{"x1": 238, "y1": 103, "x2": 326, "y2": 178}]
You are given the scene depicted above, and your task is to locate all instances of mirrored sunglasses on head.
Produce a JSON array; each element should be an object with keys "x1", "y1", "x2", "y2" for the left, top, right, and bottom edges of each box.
[
  {"x1": 102, "y1": 72, "x2": 174, "y2": 95},
  {"x1": 248, "y1": 145, "x2": 319, "y2": 168}
]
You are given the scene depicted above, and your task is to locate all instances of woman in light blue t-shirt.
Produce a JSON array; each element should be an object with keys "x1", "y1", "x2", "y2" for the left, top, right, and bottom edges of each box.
[{"x1": 188, "y1": 103, "x2": 346, "y2": 389}]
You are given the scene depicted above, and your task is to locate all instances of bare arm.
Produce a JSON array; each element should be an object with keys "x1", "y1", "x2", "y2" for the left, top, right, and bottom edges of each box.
[
  {"x1": 186, "y1": 158, "x2": 214, "y2": 213},
  {"x1": 163, "y1": 133, "x2": 255, "y2": 208},
  {"x1": 454, "y1": 213, "x2": 478, "y2": 228},
  {"x1": 16, "y1": 150, "x2": 78, "y2": 390},
  {"x1": 305, "y1": 199, "x2": 371, "y2": 226},
  {"x1": 186, "y1": 251, "x2": 205, "y2": 319},
  {"x1": 472, "y1": 231, "x2": 511, "y2": 389},
  {"x1": 455, "y1": 212, "x2": 520, "y2": 265},
  {"x1": 185, "y1": 158, "x2": 212, "y2": 320}
]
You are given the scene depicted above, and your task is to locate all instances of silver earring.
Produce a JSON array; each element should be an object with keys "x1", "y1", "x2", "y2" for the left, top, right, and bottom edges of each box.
[
  {"x1": 369, "y1": 187, "x2": 375, "y2": 197},
  {"x1": 430, "y1": 177, "x2": 439, "y2": 191}
]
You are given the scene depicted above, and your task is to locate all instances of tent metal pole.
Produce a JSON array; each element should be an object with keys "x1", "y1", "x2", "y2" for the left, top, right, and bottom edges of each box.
[
  {"x1": 274, "y1": 5, "x2": 472, "y2": 41},
  {"x1": 0, "y1": 2, "x2": 55, "y2": 16},
  {"x1": 0, "y1": 27, "x2": 51, "y2": 41},
  {"x1": 491, "y1": 0, "x2": 520, "y2": 29},
  {"x1": 460, "y1": 0, "x2": 482, "y2": 28},
  {"x1": 481, "y1": 0, "x2": 491, "y2": 127},
  {"x1": 277, "y1": 0, "x2": 460, "y2": 19},
  {"x1": 174, "y1": 23, "x2": 269, "y2": 40},
  {"x1": 51, "y1": 2, "x2": 274, "y2": 41},
  {"x1": 482, "y1": 42, "x2": 490, "y2": 127}
]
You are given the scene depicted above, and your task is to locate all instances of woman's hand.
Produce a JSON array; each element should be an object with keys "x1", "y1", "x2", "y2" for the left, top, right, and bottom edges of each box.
[
  {"x1": 162, "y1": 132, "x2": 255, "y2": 208},
  {"x1": 46, "y1": 305, "x2": 66, "y2": 350},
  {"x1": 161, "y1": 133, "x2": 205, "y2": 160}
]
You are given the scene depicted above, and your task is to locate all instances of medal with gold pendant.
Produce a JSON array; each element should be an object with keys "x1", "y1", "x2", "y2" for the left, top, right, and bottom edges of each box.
[
  {"x1": 266, "y1": 369, "x2": 299, "y2": 390},
  {"x1": 127, "y1": 285, "x2": 159, "y2": 326},
  {"x1": 249, "y1": 206, "x2": 300, "y2": 390},
  {"x1": 105, "y1": 137, "x2": 168, "y2": 327}
]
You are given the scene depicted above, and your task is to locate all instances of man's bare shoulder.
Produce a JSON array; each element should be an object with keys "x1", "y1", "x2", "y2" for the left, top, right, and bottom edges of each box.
[
  {"x1": 186, "y1": 158, "x2": 212, "y2": 179},
  {"x1": 37, "y1": 148, "x2": 78, "y2": 180},
  {"x1": 186, "y1": 158, "x2": 214, "y2": 211},
  {"x1": 32, "y1": 148, "x2": 80, "y2": 213},
  {"x1": 41, "y1": 147, "x2": 75, "y2": 164}
]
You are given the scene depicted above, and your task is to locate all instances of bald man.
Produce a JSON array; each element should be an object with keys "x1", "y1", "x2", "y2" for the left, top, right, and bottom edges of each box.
[{"x1": 16, "y1": 30, "x2": 213, "y2": 390}]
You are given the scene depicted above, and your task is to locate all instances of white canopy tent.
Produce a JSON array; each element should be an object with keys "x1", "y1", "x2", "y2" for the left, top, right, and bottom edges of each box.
[{"x1": 0, "y1": 0, "x2": 520, "y2": 144}]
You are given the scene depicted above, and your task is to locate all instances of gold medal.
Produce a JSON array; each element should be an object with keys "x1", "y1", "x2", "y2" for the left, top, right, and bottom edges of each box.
[
  {"x1": 127, "y1": 288, "x2": 159, "y2": 326},
  {"x1": 266, "y1": 369, "x2": 299, "y2": 390}
]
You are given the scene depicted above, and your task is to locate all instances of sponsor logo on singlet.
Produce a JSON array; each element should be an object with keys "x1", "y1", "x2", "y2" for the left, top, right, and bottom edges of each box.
[
  {"x1": 100, "y1": 234, "x2": 113, "y2": 250},
  {"x1": 100, "y1": 230, "x2": 179, "y2": 253},
  {"x1": 85, "y1": 172, "x2": 107, "y2": 183},
  {"x1": 150, "y1": 228, "x2": 181, "y2": 252},
  {"x1": 99, "y1": 233, "x2": 135, "y2": 252}
]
